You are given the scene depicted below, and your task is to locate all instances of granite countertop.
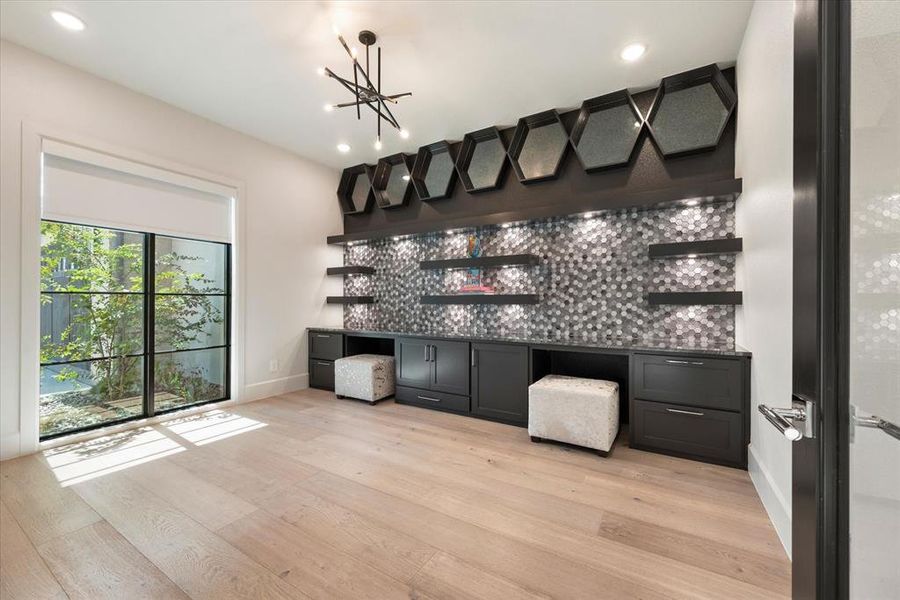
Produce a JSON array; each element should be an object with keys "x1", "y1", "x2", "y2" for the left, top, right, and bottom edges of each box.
[{"x1": 307, "y1": 327, "x2": 751, "y2": 357}]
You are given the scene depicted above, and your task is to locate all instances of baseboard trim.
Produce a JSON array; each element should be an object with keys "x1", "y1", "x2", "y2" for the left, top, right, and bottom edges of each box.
[
  {"x1": 243, "y1": 373, "x2": 309, "y2": 402},
  {"x1": 0, "y1": 432, "x2": 21, "y2": 461},
  {"x1": 748, "y1": 445, "x2": 792, "y2": 559}
]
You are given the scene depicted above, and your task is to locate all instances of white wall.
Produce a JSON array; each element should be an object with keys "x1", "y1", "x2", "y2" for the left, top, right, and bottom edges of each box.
[
  {"x1": 734, "y1": 0, "x2": 794, "y2": 557},
  {"x1": 0, "y1": 40, "x2": 343, "y2": 459}
]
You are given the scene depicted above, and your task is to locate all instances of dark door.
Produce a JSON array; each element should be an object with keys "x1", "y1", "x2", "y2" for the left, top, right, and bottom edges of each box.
[
  {"x1": 430, "y1": 339, "x2": 470, "y2": 396},
  {"x1": 396, "y1": 337, "x2": 432, "y2": 389},
  {"x1": 471, "y1": 343, "x2": 529, "y2": 424}
]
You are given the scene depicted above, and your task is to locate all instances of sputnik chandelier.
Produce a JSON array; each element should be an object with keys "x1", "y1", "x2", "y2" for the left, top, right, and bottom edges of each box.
[{"x1": 318, "y1": 28, "x2": 412, "y2": 150}]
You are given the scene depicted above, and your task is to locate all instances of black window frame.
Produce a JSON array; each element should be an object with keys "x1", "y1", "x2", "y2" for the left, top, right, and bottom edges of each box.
[{"x1": 39, "y1": 219, "x2": 232, "y2": 440}]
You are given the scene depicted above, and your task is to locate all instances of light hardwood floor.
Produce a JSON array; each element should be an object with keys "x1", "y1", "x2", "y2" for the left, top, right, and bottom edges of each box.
[{"x1": 0, "y1": 388, "x2": 790, "y2": 599}]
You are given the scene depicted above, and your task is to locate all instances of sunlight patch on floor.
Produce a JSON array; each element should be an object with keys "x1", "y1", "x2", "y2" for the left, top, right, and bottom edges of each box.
[{"x1": 161, "y1": 409, "x2": 267, "y2": 446}]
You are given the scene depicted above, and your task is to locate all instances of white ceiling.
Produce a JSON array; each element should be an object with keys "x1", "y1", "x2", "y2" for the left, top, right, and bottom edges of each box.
[{"x1": 0, "y1": 0, "x2": 754, "y2": 169}]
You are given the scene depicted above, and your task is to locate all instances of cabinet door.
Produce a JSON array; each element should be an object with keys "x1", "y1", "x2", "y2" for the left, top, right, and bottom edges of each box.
[
  {"x1": 309, "y1": 359, "x2": 335, "y2": 391},
  {"x1": 309, "y1": 331, "x2": 343, "y2": 360},
  {"x1": 396, "y1": 338, "x2": 432, "y2": 389},
  {"x1": 430, "y1": 339, "x2": 470, "y2": 396},
  {"x1": 471, "y1": 343, "x2": 529, "y2": 425}
]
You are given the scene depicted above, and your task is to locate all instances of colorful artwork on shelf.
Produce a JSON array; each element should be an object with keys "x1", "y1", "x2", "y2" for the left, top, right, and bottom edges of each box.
[{"x1": 459, "y1": 234, "x2": 495, "y2": 294}]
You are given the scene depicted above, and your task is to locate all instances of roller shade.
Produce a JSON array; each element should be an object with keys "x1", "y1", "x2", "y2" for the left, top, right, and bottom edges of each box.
[{"x1": 41, "y1": 140, "x2": 234, "y2": 242}]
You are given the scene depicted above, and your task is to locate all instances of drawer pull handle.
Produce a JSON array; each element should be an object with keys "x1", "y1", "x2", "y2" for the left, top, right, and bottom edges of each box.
[
  {"x1": 317, "y1": 362, "x2": 331, "y2": 367},
  {"x1": 666, "y1": 408, "x2": 705, "y2": 416},
  {"x1": 665, "y1": 359, "x2": 705, "y2": 366},
  {"x1": 417, "y1": 395, "x2": 441, "y2": 403},
  {"x1": 316, "y1": 334, "x2": 331, "y2": 338}
]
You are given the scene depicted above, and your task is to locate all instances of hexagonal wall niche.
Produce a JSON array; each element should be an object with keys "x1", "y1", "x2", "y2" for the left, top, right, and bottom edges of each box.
[
  {"x1": 508, "y1": 110, "x2": 569, "y2": 183},
  {"x1": 647, "y1": 64, "x2": 736, "y2": 157},
  {"x1": 373, "y1": 153, "x2": 414, "y2": 209},
  {"x1": 455, "y1": 127, "x2": 508, "y2": 193},
  {"x1": 411, "y1": 141, "x2": 457, "y2": 201},
  {"x1": 337, "y1": 163, "x2": 375, "y2": 215},
  {"x1": 570, "y1": 90, "x2": 643, "y2": 172}
]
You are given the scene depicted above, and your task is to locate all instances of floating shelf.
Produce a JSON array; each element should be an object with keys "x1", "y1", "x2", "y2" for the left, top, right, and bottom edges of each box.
[
  {"x1": 326, "y1": 266, "x2": 376, "y2": 276},
  {"x1": 326, "y1": 296, "x2": 375, "y2": 305},
  {"x1": 420, "y1": 254, "x2": 540, "y2": 270},
  {"x1": 647, "y1": 292, "x2": 742, "y2": 306},
  {"x1": 649, "y1": 238, "x2": 743, "y2": 258},
  {"x1": 421, "y1": 294, "x2": 539, "y2": 305}
]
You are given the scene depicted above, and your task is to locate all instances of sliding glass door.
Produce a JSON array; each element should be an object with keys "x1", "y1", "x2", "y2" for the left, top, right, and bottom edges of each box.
[{"x1": 39, "y1": 221, "x2": 230, "y2": 439}]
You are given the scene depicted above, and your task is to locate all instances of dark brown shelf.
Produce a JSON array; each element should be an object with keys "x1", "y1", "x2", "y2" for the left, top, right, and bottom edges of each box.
[
  {"x1": 421, "y1": 294, "x2": 539, "y2": 305},
  {"x1": 326, "y1": 296, "x2": 375, "y2": 305},
  {"x1": 420, "y1": 254, "x2": 540, "y2": 270},
  {"x1": 647, "y1": 292, "x2": 742, "y2": 306},
  {"x1": 649, "y1": 238, "x2": 743, "y2": 258},
  {"x1": 327, "y1": 178, "x2": 742, "y2": 245},
  {"x1": 326, "y1": 266, "x2": 376, "y2": 276}
]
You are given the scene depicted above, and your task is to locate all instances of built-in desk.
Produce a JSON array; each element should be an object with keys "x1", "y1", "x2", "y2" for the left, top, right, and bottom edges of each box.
[{"x1": 307, "y1": 328, "x2": 751, "y2": 469}]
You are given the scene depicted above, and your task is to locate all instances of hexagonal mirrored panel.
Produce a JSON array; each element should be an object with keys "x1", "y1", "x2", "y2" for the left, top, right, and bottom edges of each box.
[
  {"x1": 336, "y1": 164, "x2": 375, "y2": 214},
  {"x1": 571, "y1": 91, "x2": 643, "y2": 171},
  {"x1": 508, "y1": 110, "x2": 568, "y2": 183},
  {"x1": 455, "y1": 127, "x2": 508, "y2": 193},
  {"x1": 648, "y1": 64, "x2": 736, "y2": 157},
  {"x1": 411, "y1": 141, "x2": 457, "y2": 201},
  {"x1": 373, "y1": 153, "x2": 413, "y2": 209}
]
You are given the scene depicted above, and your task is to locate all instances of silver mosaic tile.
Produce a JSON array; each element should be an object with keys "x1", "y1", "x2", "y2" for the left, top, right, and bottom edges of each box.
[{"x1": 343, "y1": 202, "x2": 738, "y2": 344}]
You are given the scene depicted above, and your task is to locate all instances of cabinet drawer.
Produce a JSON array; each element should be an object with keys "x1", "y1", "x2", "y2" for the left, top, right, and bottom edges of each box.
[
  {"x1": 395, "y1": 386, "x2": 470, "y2": 414},
  {"x1": 309, "y1": 331, "x2": 343, "y2": 360},
  {"x1": 632, "y1": 354, "x2": 743, "y2": 411},
  {"x1": 309, "y1": 359, "x2": 335, "y2": 390},
  {"x1": 631, "y1": 399, "x2": 743, "y2": 466}
]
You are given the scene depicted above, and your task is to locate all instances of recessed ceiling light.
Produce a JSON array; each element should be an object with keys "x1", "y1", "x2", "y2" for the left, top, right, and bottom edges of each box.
[
  {"x1": 582, "y1": 212, "x2": 595, "y2": 219},
  {"x1": 501, "y1": 223, "x2": 512, "y2": 229},
  {"x1": 687, "y1": 254, "x2": 698, "y2": 258},
  {"x1": 337, "y1": 143, "x2": 351, "y2": 153},
  {"x1": 392, "y1": 236, "x2": 401, "y2": 241},
  {"x1": 399, "y1": 129, "x2": 410, "y2": 139},
  {"x1": 685, "y1": 199, "x2": 700, "y2": 206},
  {"x1": 620, "y1": 43, "x2": 646, "y2": 62},
  {"x1": 51, "y1": 10, "x2": 85, "y2": 31}
]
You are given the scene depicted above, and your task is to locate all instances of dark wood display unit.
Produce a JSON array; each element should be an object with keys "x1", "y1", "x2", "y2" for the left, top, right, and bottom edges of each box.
[
  {"x1": 647, "y1": 291, "x2": 743, "y2": 305},
  {"x1": 419, "y1": 254, "x2": 540, "y2": 270},
  {"x1": 326, "y1": 266, "x2": 376, "y2": 275},
  {"x1": 325, "y1": 296, "x2": 375, "y2": 305},
  {"x1": 336, "y1": 163, "x2": 375, "y2": 215},
  {"x1": 421, "y1": 294, "x2": 539, "y2": 305},
  {"x1": 372, "y1": 153, "x2": 414, "y2": 209},
  {"x1": 307, "y1": 327, "x2": 752, "y2": 468},
  {"x1": 570, "y1": 89, "x2": 644, "y2": 172},
  {"x1": 646, "y1": 64, "x2": 737, "y2": 158},
  {"x1": 455, "y1": 126, "x2": 509, "y2": 193},
  {"x1": 410, "y1": 141, "x2": 457, "y2": 201},
  {"x1": 507, "y1": 110, "x2": 569, "y2": 183},
  {"x1": 649, "y1": 238, "x2": 743, "y2": 258}
]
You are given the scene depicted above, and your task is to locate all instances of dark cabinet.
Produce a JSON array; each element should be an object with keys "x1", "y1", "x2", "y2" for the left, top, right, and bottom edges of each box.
[
  {"x1": 396, "y1": 338, "x2": 433, "y2": 388},
  {"x1": 430, "y1": 340, "x2": 470, "y2": 396},
  {"x1": 309, "y1": 359, "x2": 336, "y2": 391},
  {"x1": 309, "y1": 331, "x2": 343, "y2": 360},
  {"x1": 632, "y1": 354, "x2": 743, "y2": 412},
  {"x1": 631, "y1": 399, "x2": 743, "y2": 467},
  {"x1": 395, "y1": 386, "x2": 470, "y2": 415},
  {"x1": 471, "y1": 343, "x2": 529, "y2": 425}
]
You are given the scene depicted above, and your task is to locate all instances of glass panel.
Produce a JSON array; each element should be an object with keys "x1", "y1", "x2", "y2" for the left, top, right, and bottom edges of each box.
[
  {"x1": 155, "y1": 237, "x2": 226, "y2": 294},
  {"x1": 651, "y1": 83, "x2": 729, "y2": 154},
  {"x1": 423, "y1": 151, "x2": 454, "y2": 197},
  {"x1": 40, "y1": 293, "x2": 143, "y2": 363},
  {"x1": 40, "y1": 221, "x2": 143, "y2": 292},
  {"x1": 517, "y1": 121, "x2": 567, "y2": 180},
  {"x1": 468, "y1": 137, "x2": 505, "y2": 189},
  {"x1": 40, "y1": 357, "x2": 144, "y2": 437},
  {"x1": 154, "y1": 348, "x2": 226, "y2": 411},
  {"x1": 155, "y1": 294, "x2": 226, "y2": 351}
]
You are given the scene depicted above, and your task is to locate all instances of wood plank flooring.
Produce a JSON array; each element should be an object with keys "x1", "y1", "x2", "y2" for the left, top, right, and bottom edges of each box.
[{"x1": 0, "y1": 388, "x2": 790, "y2": 599}]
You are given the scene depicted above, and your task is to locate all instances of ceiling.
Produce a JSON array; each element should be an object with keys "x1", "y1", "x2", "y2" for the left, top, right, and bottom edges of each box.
[{"x1": 0, "y1": 1, "x2": 754, "y2": 169}]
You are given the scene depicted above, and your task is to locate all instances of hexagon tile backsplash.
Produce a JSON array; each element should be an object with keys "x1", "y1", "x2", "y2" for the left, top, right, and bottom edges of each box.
[{"x1": 342, "y1": 201, "x2": 738, "y2": 344}]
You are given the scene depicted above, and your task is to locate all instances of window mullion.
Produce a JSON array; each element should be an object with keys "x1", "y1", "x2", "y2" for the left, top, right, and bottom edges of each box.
[{"x1": 144, "y1": 233, "x2": 156, "y2": 417}]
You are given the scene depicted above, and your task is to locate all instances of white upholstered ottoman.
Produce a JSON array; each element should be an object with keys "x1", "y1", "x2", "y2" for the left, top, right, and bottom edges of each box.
[
  {"x1": 334, "y1": 354, "x2": 395, "y2": 405},
  {"x1": 528, "y1": 374, "x2": 619, "y2": 456}
]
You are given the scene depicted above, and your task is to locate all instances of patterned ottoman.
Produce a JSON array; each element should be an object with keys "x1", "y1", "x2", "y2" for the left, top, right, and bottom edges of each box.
[
  {"x1": 334, "y1": 354, "x2": 395, "y2": 405},
  {"x1": 528, "y1": 374, "x2": 619, "y2": 456}
]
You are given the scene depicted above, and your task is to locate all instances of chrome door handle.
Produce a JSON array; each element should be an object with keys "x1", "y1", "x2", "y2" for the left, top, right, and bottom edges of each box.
[
  {"x1": 854, "y1": 414, "x2": 900, "y2": 442},
  {"x1": 417, "y1": 395, "x2": 441, "y2": 403},
  {"x1": 316, "y1": 334, "x2": 331, "y2": 338},
  {"x1": 759, "y1": 398, "x2": 813, "y2": 442},
  {"x1": 665, "y1": 359, "x2": 704, "y2": 366},
  {"x1": 424, "y1": 344, "x2": 430, "y2": 362},
  {"x1": 471, "y1": 348, "x2": 476, "y2": 367}
]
